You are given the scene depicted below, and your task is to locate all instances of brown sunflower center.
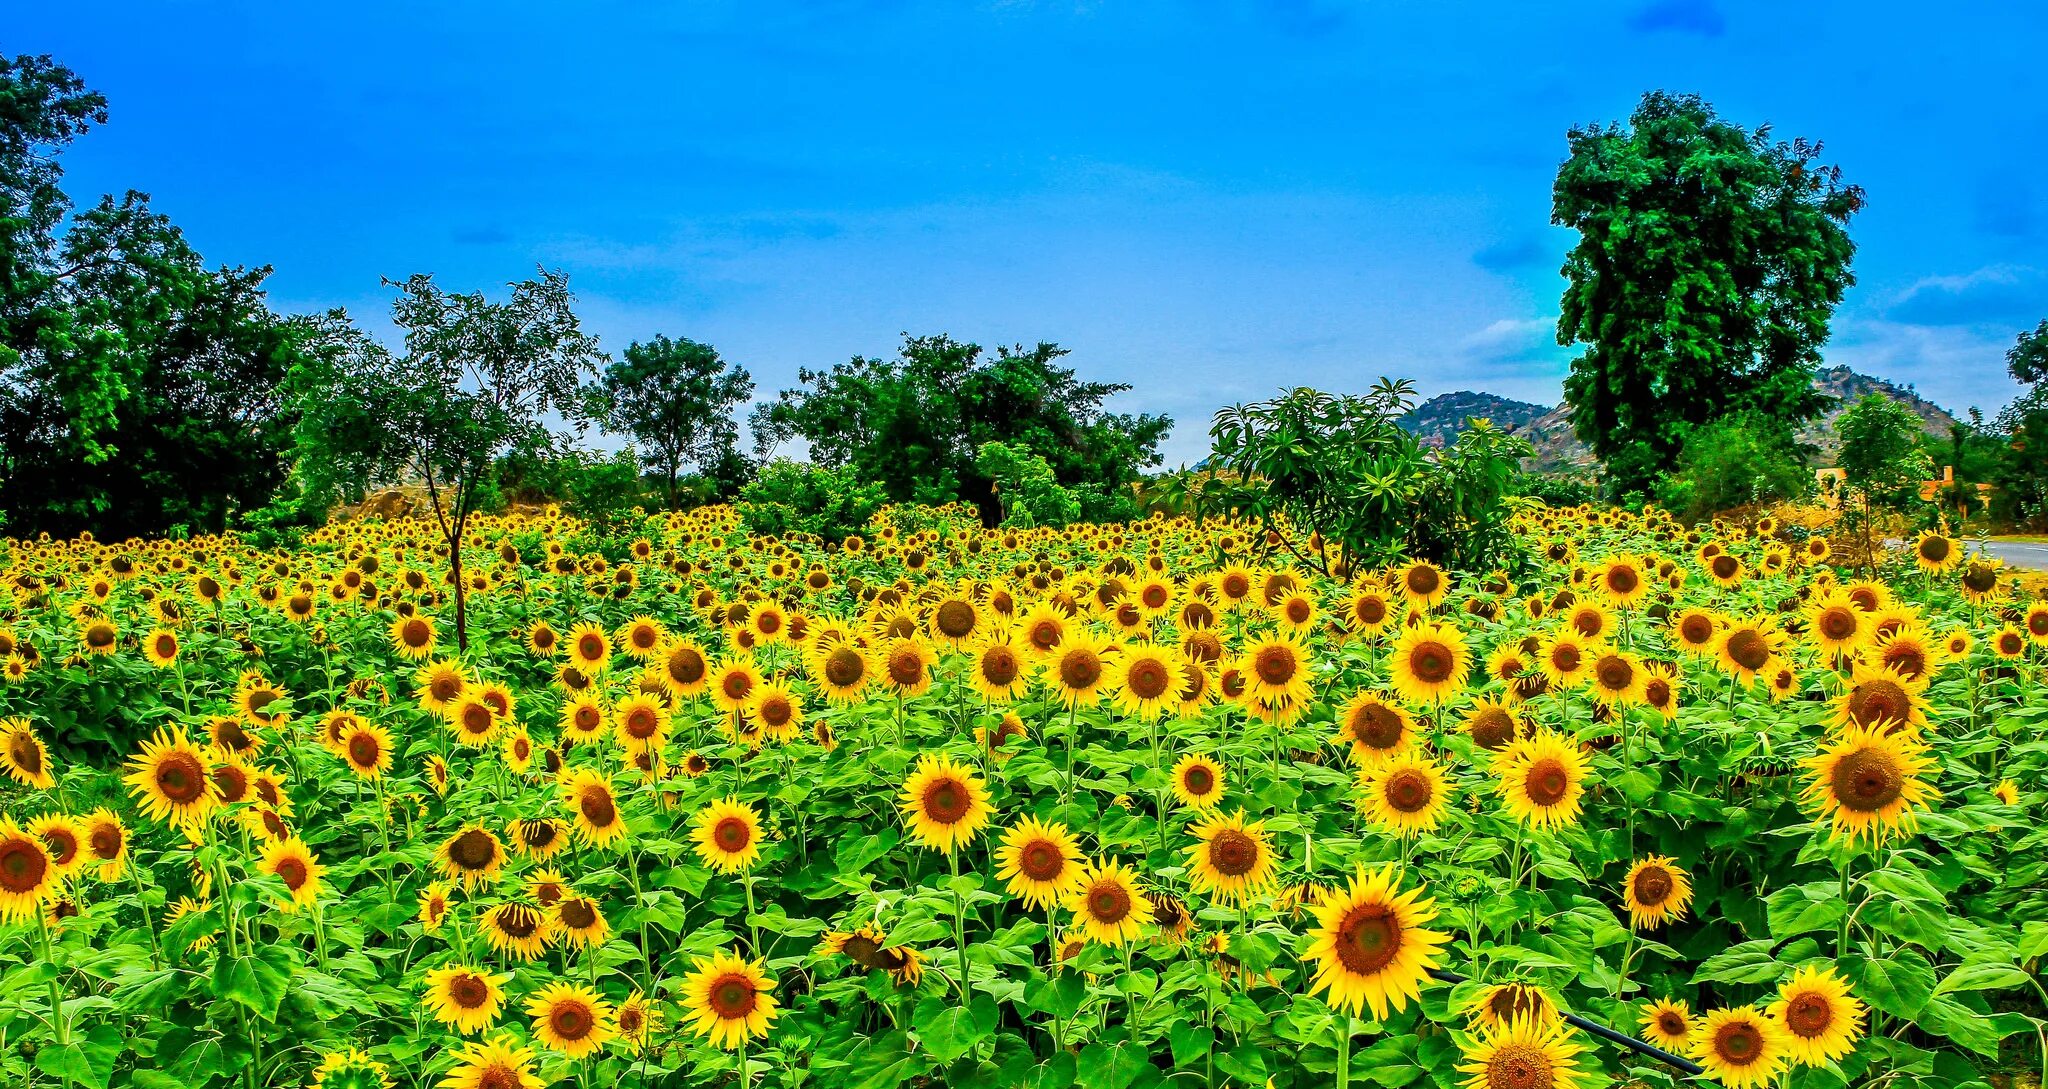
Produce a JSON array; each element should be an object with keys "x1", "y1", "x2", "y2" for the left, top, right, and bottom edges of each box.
[
  {"x1": 493, "y1": 905, "x2": 541, "y2": 939},
  {"x1": 10, "y1": 731, "x2": 44, "y2": 774},
  {"x1": 156, "y1": 753, "x2": 207, "y2": 805},
  {"x1": 1657, "y1": 1010, "x2": 1688, "y2": 1037},
  {"x1": 1844, "y1": 679, "x2": 1910, "y2": 728},
  {"x1": 1058, "y1": 649, "x2": 1102, "y2": 690},
  {"x1": 401, "y1": 619, "x2": 432, "y2": 647},
  {"x1": 922, "y1": 777, "x2": 970, "y2": 824},
  {"x1": 347, "y1": 732, "x2": 381, "y2": 768},
  {"x1": 1725, "y1": 629, "x2": 1770, "y2": 671},
  {"x1": 935, "y1": 601, "x2": 976, "y2": 638},
  {"x1": 1711, "y1": 555, "x2": 1740, "y2": 580},
  {"x1": 580, "y1": 786, "x2": 618, "y2": 828},
  {"x1": 1206, "y1": 828, "x2": 1259, "y2": 877},
  {"x1": 1182, "y1": 764, "x2": 1216, "y2": 796},
  {"x1": 1632, "y1": 865, "x2": 1674, "y2": 906},
  {"x1": 1333, "y1": 904, "x2": 1403, "y2": 976},
  {"x1": 709, "y1": 974, "x2": 758, "y2": 1019},
  {"x1": 550, "y1": 1000, "x2": 594, "y2": 1039},
  {"x1": 1918, "y1": 536, "x2": 1952, "y2": 562},
  {"x1": 722, "y1": 671, "x2": 754, "y2": 701},
  {"x1": 979, "y1": 647, "x2": 1019, "y2": 687},
  {"x1": 1606, "y1": 567, "x2": 1639, "y2": 596},
  {"x1": 1713, "y1": 1019, "x2": 1764, "y2": 1065},
  {"x1": 1384, "y1": 769, "x2": 1433, "y2": 813},
  {"x1": 1819, "y1": 608, "x2": 1859, "y2": 641},
  {"x1": 1, "y1": 837, "x2": 49, "y2": 892},
  {"x1": 88, "y1": 824, "x2": 123, "y2": 859},
  {"x1": 668, "y1": 648, "x2": 707, "y2": 685},
  {"x1": 560, "y1": 898, "x2": 598, "y2": 929},
  {"x1": 1126, "y1": 657, "x2": 1172, "y2": 700},
  {"x1": 460, "y1": 704, "x2": 494, "y2": 737},
  {"x1": 1830, "y1": 747, "x2": 1905, "y2": 813},
  {"x1": 713, "y1": 816, "x2": 753, "y2": 852},
  {"x1": 1253, "y1": 644, "x2": 1298, "y2": 686},
  {"x1": 1524, "y1": 759, "x2": 1570, "y2": 807},
  {"x1": 1469, "y1": 707, "x2": 1516, "y2": 750},
  {"x1": 1549, "y1": 644, "x2": 1581, "y2": 673},
  {"x1": 625, "y1": 706, "x2": 660, "y2": 739},
  {"x1": 1405, "y1": 641, "x2": 1454, "y2": 684},
  {"x1": 1784, "y1": 992, "x2": 1833, "y2": 1037},
  {"x1": 274, "y1": 856, "x2": 309, "y2": 890},
  {"x1": 577, "y1": 634, "x2": 606, "y2": 660},
  {"x1": 1481, "y1": 1043, "x2": 1556, "y2": 1089},
  {"x1": 1019, "y1": 840, "x2": 1064, "y2": 881},
  {"x1": 448, "y1": 829, "x2": 499, "y2": 871},
  {"x1": 1349, "y1": 703, "x2": 1406, "y2": 749},
  {"x1": 1087, "y1": 880, "x2": 1132, "y2": 923},
  {"x1": 887, "y1": 650, "x2": 924, "y2": 687},
  {"x1": 1679, "y1": 614, "x2": 1715, "y2": 645},
  {"x1": 1594, "y1": 655, "x2": 1634, "y2": 692},
  {"x1": 1405, "y1": 567, "x2": 1441, "y2": 597},
  {"x1": 448, "y1": 972, "x2": 491, "y2": 1009}
]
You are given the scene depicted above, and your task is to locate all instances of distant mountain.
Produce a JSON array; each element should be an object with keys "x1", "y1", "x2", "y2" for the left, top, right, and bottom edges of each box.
[{"x1": 1400, "y1": 367, "x2": 1962, "y2": 475}]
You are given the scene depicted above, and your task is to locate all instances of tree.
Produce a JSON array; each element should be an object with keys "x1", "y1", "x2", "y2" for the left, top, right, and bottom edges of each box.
[
  {"x1": 1554, "y1": 91, "x2": 1865, "y2": 498},
  {"x1": 288, "y1": 269, "x2": 604, "y2": 650},
  {"x1": 0, "y1": 55, "x2": 310, "y2": 537},
  {"x1": 1836, "y1": 393, "x2": 1934, "y2": 572},
  {"x1": 736, "y1": 460, "x2": 888, "y2": 542},
  {"x1": 1993, "y1": 321, "x2": 2048, "y2": 529},
  {"x1": 1204, "y1": 380, "x2": 1533, "y2": 574},
  {"x1": 754, "y1": 334, "x2": 1169, "y2": 522},
  {"x1": 975, "y1": 441, "x2": 1080, "y2": 527},
  {"x1": 598, "y1": 334, "x2": 753, "y2": 507}
]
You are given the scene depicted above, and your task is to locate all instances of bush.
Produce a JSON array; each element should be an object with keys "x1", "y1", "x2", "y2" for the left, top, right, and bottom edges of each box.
[
  {"x1": 1654, "y1": 413, "x2": 1812, "y2": 522},
  {"x1": 737, "y1": 460, "x2": 888, "y2": 542}
]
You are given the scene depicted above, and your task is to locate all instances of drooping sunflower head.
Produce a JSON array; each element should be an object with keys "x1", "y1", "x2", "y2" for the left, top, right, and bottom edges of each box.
[
  {"x1": 0, "y1": 717, "x2": 53, "y2": 789},
  {"x1": 479, "y1": 902, "x2": 555, "y2": 962},
  {"x1": 1465, "y1": 981, "x2": 1561, "y2": 1033},
  {"x1": 563, "y1": 769, "x2": 628, "y2": 849}
]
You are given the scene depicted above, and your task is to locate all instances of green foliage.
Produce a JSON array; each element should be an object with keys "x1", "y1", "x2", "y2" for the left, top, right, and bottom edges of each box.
[
  {"x1": 736, "y1": 459, "x2": 888, "y2": 542},
  {"x1": 1994, "y1": 322, "x2": 2048, "y2": 530},
  {"x1": 285, "y1": 270, "x2": 604, "y2": 648},
  {"x1": 597, "y1": 334, "x2": 753, "y2": 507},
  {"x1": 1554, "y1": 90, "x2": 1863, "y2": 498},
  {"x1": 1204, "y1": 380, "x2": 1533, "y2": 573},
  {"x1": 974, "y1": 441, "x2": 1079, "y2": 527},
  {"x1": 1654, "y1": 412, "x2": 1813, "y2": 522},
  {"x1": 754, "y1": 335, "x2": 1168, "y2": 522},
  {"x1": 1510, "y1": 473, "x2": 1599, "y2": 508},
  {"x1": 1838, "y1": 393, "x2": 1936, "y2": 512},
  {"x1": 0, "y1": 56, "x2": 313, "y2": 538}
]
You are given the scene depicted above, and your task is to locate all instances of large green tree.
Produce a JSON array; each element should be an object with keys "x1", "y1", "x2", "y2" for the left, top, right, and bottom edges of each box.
[
  {"x1": 0, "y1": 54, "x2": 312, "y2": 538},
  {"x1": 1993, "y1": 321, "x2": 2048, "y2": 529},
  {"x1": 753, "y1": 334, "x2": 1169, "y2": 522},
  {"x1": 1553, "y1": 91, "x2": 1865, "y2": 498},
  {"x1": 598, "y1": 334, "x2": 754, "y2": 507},
  {"x1": 288, "y1": 270, "x2": 604, "y2": 649}
]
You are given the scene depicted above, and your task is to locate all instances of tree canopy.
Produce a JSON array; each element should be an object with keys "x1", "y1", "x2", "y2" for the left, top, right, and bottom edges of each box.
[
  {"x1": 0, "y1": 54, "x2": 312, "y2": 538},
  {"x1": 599, "y1": 334, "x2": 754, "y2": 506},
  {"x1": 752, "y1": 334, "x2": 1168, "y2": 522},
  {"x1": 1554, "y1": 90, "x2": 1864, "y2": 498}
]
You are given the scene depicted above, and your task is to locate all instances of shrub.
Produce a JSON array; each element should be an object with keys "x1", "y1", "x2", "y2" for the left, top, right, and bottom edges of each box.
[{"x1": 736, "y1": 460, "x2": 888, "y2": 542}]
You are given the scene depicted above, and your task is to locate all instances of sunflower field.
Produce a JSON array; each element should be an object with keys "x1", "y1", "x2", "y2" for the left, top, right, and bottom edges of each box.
[{"x1": 0, "y1": 502, "x2": 2044, "y2": 1089}]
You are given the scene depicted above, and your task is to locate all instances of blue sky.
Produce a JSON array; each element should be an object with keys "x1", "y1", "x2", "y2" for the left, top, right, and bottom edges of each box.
[{"x1": 20, "y1": 1, "x2": 2047, "y2": 464}]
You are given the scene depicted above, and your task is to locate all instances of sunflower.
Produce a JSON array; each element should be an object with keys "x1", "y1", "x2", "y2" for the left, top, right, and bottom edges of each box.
[
  {"x1": 436, "y1": 1037, "x2": 545, "y2": 1089},
  {"x1": 563, "y1": 769, "x2": 628, "y2": 848},
  {"x1": 0, "y1": 818, "x2": 57, "y2": 922},
  {"x1": 1911, "y1": 529, "x2": 1960, "y2": 574},
  {"x1": 1832, "y1": 660, "x2": 1932, "y2": 734},
  {"x1": 808, "y1": 639, "x2": 873, "y2": 705},
  {"x1": 436, "y1": 825, "x2": 508, "y2": 889},
  {"x1": 681, "y1": 951, "x2": 779, "y2": 1049},
  {"x1": 1593, "y1": 553, "x2": 1650, "y2": 608},
  {"x1": 692, "y1": 797, "x2": 764, "y2": 873},
  {"x1": 565, "y1": 621, "x2": 612, "y2": 671},
  {"x1": 1067, "y1": 859, "x2": 1155, "y2": 947},
  {"x1": 81, "y1": 808, "x2": 129, "y2": 882},
  {"x1": 388, "y1": 614, "x2": 437, "y2": 660},
  {"x1": 1461, "y1": 696, "x2": 1523, "y2": 751},
  {"x1": 1581, "y1": 646, "x2": 1646, "y2": 704},
  {"x1": 1538, "y1": 630, "x2": 1594, "y2": 690},
  {"x1": 1691, "y1": 1006, "x2": 1790, "y2": 1088},
  {"x1": 1803, "y1": 722, "x2": 1939, "y2": 845},
  {"x1": 419, "y1": 882, "x2": 453, "y2": 932},
  {"x1": 1669, "y1": 607, "x2": 1721, "y2": 657},
  {"x1": 1805, "y1": 591, "x2": 1869, "y2": 658},
  {"x1": 927, "y1": 594, "x2": 982, "y2": 649},
  {"x1": 1866, "y1": 623, "x2": 1943, "y2": 684},
  {"x1": 1109, "y1": 642, "x2": 1182, "y2": 721},
  {"x1": 1995, "y1": 779, "x2": 2021, "y2": 805},
  {"x1": 1495, "y1": 731, "x2": 1589, "y2": 830},
  {"x1": 657, "y1": 638, "x2": 711, "y2": 699},
  {"x1": 618, "y1": 615, "x2": 667, "y2": 660},
  {"x1": 1171, "y1": 753, "x2": 1226, "y2": 809},
  {"x1": 994, "y1": 816, "x2": 1086, "y2": 909},
  {"x1": 1564, "y1": 600, "x2": 1613, "y2": 642},
  {"x1": 1456, "y1": 1017, "x2": 1587, "y2": 1089},
  {"x1": 523, "y1": 982, "x2": 616, "y2": 1058},
  {"x1": 1016, "y1": 601, "x2": 1072, "y2": 660},
  {"x1": 1271, "y1": 590, "x2": 1319, "y2": 635},
  {"x1": 613, "y1": 693, "x2": 669, "y2": 754},
  {"x1": 615, "y1": 991, "x2": 658, "y2": 1046},
  {"x1": 815, "y1": 925, "x2": 923, "y2": 986},
  {"x1": 142, "y1": 627, "x2": 180, "y2": 668},
  {"x1": 506, "y1": 817, "x2": 568, "y2": 861},
  {"x1": 479, "y1": 902, "x2": 554, "y2": 961},
  {"x1": 1716, "y1": 615, "x2": 1785, "y2": 686},
  {"x1": 898, "y1": 753, "x2": 993, "y2": 854},
  {"x1": 1185, "y1": 811, "x2": 1278, "y2": 905},
  {"x1": 311, "y1": 1048, "x2": 391, "y2": 1089},
  {"x1": 1386, "y1": 622, "x2": 1470, "y2": 706},
  {"x1": 1466, "y1": 981, "x2": 1561, "y2": 1032},
  {"x1": 1239, "y1": 635, "x2": 1314, "y2": 709},
  {"x1": 258, "y1": 835, "x2": 325, "y2": 913},
  {"x1": 959, "y1": 629, "x2": 1027, "y2": 703},
  {"x1": 1043, "y1": 630, "x2": 1113, "y2": 708},
  {"x1": 1768, "y1": 964, "x2": 1866, "y2": 1067},
  {"x1": 1359, "y1": 752, "x2": 1452, "y2": 837},
  {"x1": 1640, "y1": 998, "x2": 1696, "y2": 1051},
  {"x1": 123, "y1": 728, "x2": 220, "y2": 828},
  {"x1": 526, "y1": 621, "x2": 561, "y2": 658},
  {"x1": 1396, "y1": 560, "x2": 1450, "y2": 609},
  {"x1": 413, "y1": 658, "x2": 468, "y2": 712},
  {"x1": 0, "y1": 717, "x2": 53, "y2": 789},
  {"x1": 1621, "y1": 854, "x2": 1692, "y2": 930},
  {"x1": 1705, "y1": 552, "x2": 1745, "y2": 588},
  {"x1": 443, "y1": 688, "x2": 501, "y2": 749},
  {"x1": 423, "y1": 965, "x2": 512, "y2": 1035},
  {"x1": 339, "y1": 721, "x2": 393, "y2": 781},
  {"x1": 1304, "y1": 864, "x2": 1449, "y2": 1019}
]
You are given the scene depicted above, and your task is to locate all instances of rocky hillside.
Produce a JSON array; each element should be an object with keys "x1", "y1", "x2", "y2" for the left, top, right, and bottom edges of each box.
[{"x1": 1401, "y1": 367, "x2": 1960, "y2": 475}]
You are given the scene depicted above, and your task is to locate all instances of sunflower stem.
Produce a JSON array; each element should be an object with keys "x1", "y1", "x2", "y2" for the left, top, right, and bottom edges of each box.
[
  {"x1": 129, "y1": 861, "x2": 162, "y2": 969},
  {"x1": 948, "y1": 851, "x2": 971, "y2": 997},
  {"x1": 38, "y1": 916, "x2": 65, "y2": 1046},
  {"x1": 1335, "y1": 1012, "x2": 1352, "y2": 1089},
  {"x1": 744, "y1": 868, "x2": 759, "y2": 957},
  {"x1": 1836, "y1": 856, "x2": 1854, "y2": 958}
]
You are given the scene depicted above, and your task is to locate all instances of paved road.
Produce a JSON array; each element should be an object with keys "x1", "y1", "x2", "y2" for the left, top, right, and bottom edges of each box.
[{"x1": 1974, "y1": 540, "x2": 2048, "y2": 571}]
